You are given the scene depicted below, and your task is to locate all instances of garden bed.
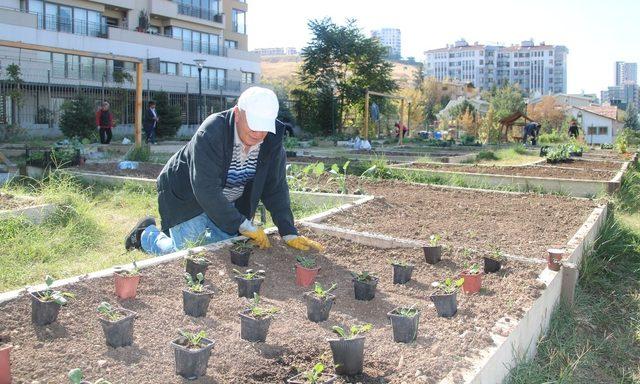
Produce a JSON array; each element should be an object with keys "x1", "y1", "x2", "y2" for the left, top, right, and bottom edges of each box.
[
  {"x1": 0, "y1": 192, "x2": 33, "y2": 211},
  {"x1": 73, "y1": 162, "x2": 165, "y2": 180},
  {"x1": 320, "y1": 178, "x2": 599, "y2": 261},
  {"x1": 0, "y1": 231, "x2": 544, "y2": 383}
]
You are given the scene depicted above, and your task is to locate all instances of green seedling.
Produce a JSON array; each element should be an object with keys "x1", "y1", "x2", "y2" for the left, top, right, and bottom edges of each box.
[
  {"x1": 184, "y1": 272, "x2": 205, "y2": 293},
  {"x1": 331, "y1": 323, "x2": 373, "y2": 339},
  {"x1": 312, "y1": 282, "x2": 337, "y2": 299},
  {"x1": 233, "y1": 268, "x2": 266, "y2": 280},
  {"x1": 37, "y1": 275, "x2": 75, "y2": 305},
  {"x1": 389, "y1": 258, "x2": 410, "y2": 267},
  {"x1": 351, "y1": 271, "x2": 376, "y2": 282},
  {"x1": 464, "y1": 262, "x2": 481, "y2": 275},
  {"x1": 329, "y1": 161, "x2": 350, "y2": 194},
  {"x1": 429, "y1": 234, "x2": 441, "y2": 247},
  {"x1": 115, "y1": 261, "x2": 140, "y2": 277},
  {"x1": 304, "y1": 363, "x2": 327, "y2": 384},
  {"x1": 186, "y1": 252, "x2": 209, "y2": 265},
  {"x1": 394, "y1": 303, "x2": 419, "y2": 318},
  {"x1": 179, "y1": 330, "x2": 208, "y2": 349},
  {"x1": 434, "y1": 277, "x2": 465, "y2": 294},
  {"x1": 97, "y1": 301, "x2": 123, "y2": 322},
  {"x1": 68, "y1": 368, "x2": 111, "y2": 384},
  {"x1": 487, "y1": 248, "x2": 506, "y2": 261},
  {"x1": 247, "y1": 293, "x2": 279, "y2": 318},
  {"x1": 296, "y1": 255, "x2": 317, "y2": 269},
  {"x1": 231, "y1": 239, "x2": 255, "y2": 252}
]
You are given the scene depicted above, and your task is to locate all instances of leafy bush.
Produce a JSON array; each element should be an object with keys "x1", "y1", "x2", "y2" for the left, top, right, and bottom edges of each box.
[
  {"x1": 59, "y1": 93, "x2": 96, "y2": 140},
  {"x1": 539, "y1": 131, "x2": 567, "y2": 144},
  {"x1": 125, "y1": 145, "x2": 150, "y2": 162},
  {"x1": 284, "y1": 136, "x2": 299, "y2": 150},
  {"x1": 460, "y1": 134, "x2": 479, "y2": 146},
  {"x1": 153, "y1": 91, "x2": 182, "y2": 139},
  {"x1": 513, "y1": 144, "x2": 528, "y2": 155},
  {"x1": 476, "y1": 150, "x2": 498, "y2": 161}
]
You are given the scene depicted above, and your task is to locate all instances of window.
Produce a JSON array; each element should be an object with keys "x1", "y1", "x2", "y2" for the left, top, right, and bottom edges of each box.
[
  {"x1": 232, "y1": 9, "x2": 246, "y2": 34},
  {"x1": 241, "y1": 71, "x2": 254, "y2": 84},
  {"x1": 94, "y1": 58, "x2": 106, "y2": 81},
  {"x1": 598, "y1": 126, "x2": 608, "y2": 135},
  {"x1": 74, "y1": 8, "x2": 87, "y2": 35},
  {"x1": 182, "y1": 64, "x2": 198, "y2": 77},
  {"x1": 59, "y1": 6, "x2": 72, "y2": 33},
  {"x1": 52, "y1": 53, "x2": 65, "y2": 78},
  {"x1": 225, "y1": 40, "x2": 238, "y2": 49},
  {"x1": 160, "y1": 61, "x2": 178, "y2": 75}
]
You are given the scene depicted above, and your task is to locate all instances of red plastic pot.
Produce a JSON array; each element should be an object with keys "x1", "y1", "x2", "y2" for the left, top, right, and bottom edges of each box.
[
  {"x1": 0, "y1": 344, "x2": 11, "y2": 384},
  {"x1": 114, "y1": 273, "x2": 140, "y2": 299},
  {"x1": 295, "y1": 264, "x2": 320, "y2": 287},
  {"x1": 547, "y1": 248, "x2": 564, "y2": 271},
  {"x1": 460, "y1": 271, "x2": 482, "y2": 294}
]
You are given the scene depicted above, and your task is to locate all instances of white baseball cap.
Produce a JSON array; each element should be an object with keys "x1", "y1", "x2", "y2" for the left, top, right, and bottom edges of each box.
[{"x1": 237, "y1": 86, "x2": 279, "y2": 134}]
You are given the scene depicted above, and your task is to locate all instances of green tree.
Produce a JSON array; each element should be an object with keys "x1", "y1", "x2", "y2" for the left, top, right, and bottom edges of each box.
[
  {"x1": 413, "y1": 63, "x2": 425, "y2": 90},
  {"x1": 300, "y1": 18, "x2": 397, "y2": 133},
  {"x1": 153, "y1": 91, "x2": 182, "y2": 138},
  {"x1": 59, "y1": 93, "x2": 96, "y2": 140},
  {"x1": 623, "y1": 103, "x2": 639, "y2": 131},
  {"x1": 490, "y1": 84, "x2": 525, "y2": 121},
  {"x1": 6, "y1": 63, "x2": 24, "y2": 125},
  {"x1": 449, "y1": 100, "x2": 476, "y2": 119}
]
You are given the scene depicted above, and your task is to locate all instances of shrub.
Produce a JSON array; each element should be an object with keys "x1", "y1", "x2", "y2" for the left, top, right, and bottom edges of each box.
[
  {"x1": 59, "y1": 93, "x2": 96, "y2": 140},
  {"x1": 153, "y1": 91, "x2": 182, "y2": 139},
  {"x1": 125, "y1": 145, "x2": 150, "y2": 162},
  {"x1": 476, "y1": 150, "x2": 498, "y2": 161},
  {"x1": 539, "y1": 131, "x2": 567, "y2": 144}
]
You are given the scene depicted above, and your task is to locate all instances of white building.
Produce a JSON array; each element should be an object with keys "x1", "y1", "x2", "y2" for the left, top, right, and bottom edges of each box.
[
  {"x1": 0, "y1": 0, "x2": 259, "y2": 137},
  {"x1": 371, "y1": 28, "x2": 401, "y2": 59},
  {"x1": 424, "y1": 39, "x2": 568, "y2": 95},
  {"x1": 569, "y1": 105, "x2": 623, "y2": 145},
  {"x1": 615, "y1": 61, "x2": 637, "y2": 86},
  {"x1": 252, "y1": 47, "x2": 298, "y2": 57}
]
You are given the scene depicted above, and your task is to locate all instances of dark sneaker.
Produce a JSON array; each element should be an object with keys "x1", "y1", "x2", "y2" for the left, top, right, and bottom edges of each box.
[{"x1": 125, "y1": 216, "x2": 156, "y2": 251}]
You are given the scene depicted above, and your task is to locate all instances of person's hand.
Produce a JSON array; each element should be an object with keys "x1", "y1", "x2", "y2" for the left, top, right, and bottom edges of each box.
[
  {"x1": 239, "y1": 220, "x2": 270, "y2": 249},
  {"x1": 283, "y1": 235, "x2": 325, "y2": 252}
]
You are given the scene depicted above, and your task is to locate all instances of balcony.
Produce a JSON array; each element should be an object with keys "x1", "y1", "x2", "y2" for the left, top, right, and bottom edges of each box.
[{"x1": 176, "y1": 2, "x2": 223, "y2": 23}]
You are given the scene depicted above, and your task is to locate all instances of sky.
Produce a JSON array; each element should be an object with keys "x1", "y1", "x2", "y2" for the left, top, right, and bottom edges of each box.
[{"x1": 248, "y1": 0, "x2": 640, "y2": 95}]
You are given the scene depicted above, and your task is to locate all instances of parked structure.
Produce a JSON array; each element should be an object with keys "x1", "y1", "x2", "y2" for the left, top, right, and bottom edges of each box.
[
  {"x1": 424, "y1": 39, "x2": 568, "y2": 95},
  {"x1": 0, "y1": 0, "x2": 259, "y2": 138},
  {"x1": 371, "y1": 28, "x2": 401, "y2": 59}
]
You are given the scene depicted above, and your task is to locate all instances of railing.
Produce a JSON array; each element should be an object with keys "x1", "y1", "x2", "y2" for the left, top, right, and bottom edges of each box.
[
  {"x1": 37, "y1": 13, "x2": 107, "y2": 37},
  {"x1": 181, "y1": 39, "x2": 223, "y2": 56},
  {"x1": 176, "y1": 2, "x2": 222, "y2": 22}
]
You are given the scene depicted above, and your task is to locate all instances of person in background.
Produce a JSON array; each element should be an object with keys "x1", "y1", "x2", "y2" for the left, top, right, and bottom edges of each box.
[
  {"x1": 569, "y1": 119, "x2": 580, "y2": 139},
  {"x1": 144, "y1": 100, "x2": 159, "y2": 144},
  {"x1": 96, "y1": 101, "x2": 114, "y2": 144}
]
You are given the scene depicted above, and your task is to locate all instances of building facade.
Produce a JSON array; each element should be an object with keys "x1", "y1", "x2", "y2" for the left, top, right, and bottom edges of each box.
[
  {"x1": 424, "y1": 39, "x2": 568, "y2": 95},
  {"x1": 569, "y1": 105, "x2": 623, "y2": 145},
  {"x1": 371, "y1": 28, "x2": 401, "y2": 59},
  {"x1": 252, "y1": 47, "x2": 298, "y2": 57},
  {"x1": 601, "y1": 83, "x2": 639, "y2": 110},
  {"x1": 615, "y1": 61, "x2": 637, "y2": 86},
  {"x1": 0, "y1": 0, "x2": 260, "y2": 137}
]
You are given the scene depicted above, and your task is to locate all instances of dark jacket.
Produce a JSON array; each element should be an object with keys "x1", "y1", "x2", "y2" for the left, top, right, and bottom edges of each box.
[
  {"x1": 156, "y1": 109, "x2": 297, "y2": 237},
  {"x1": 143, "y1": 108, "x2": 157, "y2": 131}
]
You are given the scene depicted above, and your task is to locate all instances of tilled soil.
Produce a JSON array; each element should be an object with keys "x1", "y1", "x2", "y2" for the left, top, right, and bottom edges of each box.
[
  {"x1": 323, "y1": 178, "x2": 598, "y2": 260},
  {"x1": 73, "y1": 162, "x2": 166, "y2": 180},
  {"x1": 404, "y1": 161, "x2": 618, "y2": 180},
  {"x1": 532, "y1": 159, "x2": 624, "y2": 171},
  {"x1": 0, "y1": 232, "x2": 544, "y2": 384},
  {"x1": 0, "y1": 193, "x2": 32, "y2": 211},
  {"x1": 581, "y1": 149, "x2": 633, "y2": 161}
]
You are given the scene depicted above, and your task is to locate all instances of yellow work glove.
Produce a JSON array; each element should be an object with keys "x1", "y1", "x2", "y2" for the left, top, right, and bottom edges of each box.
[
  {"x1": 239, "y1": 220, "x2": 270, "y2": 249},
  {"x1": 283, "y1": 235, "x2": 325, "y2": 252}
]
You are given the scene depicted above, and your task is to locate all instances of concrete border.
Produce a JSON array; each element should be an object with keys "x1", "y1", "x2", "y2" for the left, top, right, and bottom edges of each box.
[{"x1": 0, "y1": 201, "x2": 56, "y2": 224}]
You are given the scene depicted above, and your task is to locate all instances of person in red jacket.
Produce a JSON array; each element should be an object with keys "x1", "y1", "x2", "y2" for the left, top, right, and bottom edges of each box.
[{"x1": 95, "y1": 101, "x2": 114, "y2": 144}]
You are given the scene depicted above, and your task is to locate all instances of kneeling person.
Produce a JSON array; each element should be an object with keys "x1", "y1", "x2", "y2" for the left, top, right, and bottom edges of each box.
[{"x1": 125, "y1": 87, "x2": 323, "y2": 254}]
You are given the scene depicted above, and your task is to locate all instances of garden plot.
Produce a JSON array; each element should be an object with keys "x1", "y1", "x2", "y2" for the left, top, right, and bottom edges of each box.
[
  {"x1": 0, "y1": 192, "x2": 55, "y2": 224},
  {"x1": 0, "y1": 231, "x2": 544, "y2": 384},
  {"x1": 319, "y1": 178, "x2": 599, "y2": 262}
]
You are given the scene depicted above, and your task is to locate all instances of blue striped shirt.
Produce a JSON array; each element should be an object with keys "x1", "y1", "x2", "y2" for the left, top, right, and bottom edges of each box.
[{"x1": 223, "y1": 127, "x2": 261, "y2": 202}]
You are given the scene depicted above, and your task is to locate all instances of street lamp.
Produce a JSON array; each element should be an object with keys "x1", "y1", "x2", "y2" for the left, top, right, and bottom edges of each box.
[{"x1": 194, "y1": 59, "x2": 206, "y2": 122}]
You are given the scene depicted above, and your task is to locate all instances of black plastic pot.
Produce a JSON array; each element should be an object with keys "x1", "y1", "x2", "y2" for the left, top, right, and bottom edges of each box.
[
  {"x1": 387, "y1": 308, "x2": 421, "y2": 343},
  {"x1": 185, "y1": 258, "x2": 211, "y2": 280},
  {"x1": 170, "y1": 336, "x2": 215, "y2": 380},
  {"x1": 353, "y1": 277, "x2": 378, "y2": 301},
  {"x1": 303, "y1": 292, "x2": 335, "y2": 323},
  {"x1": 182, "y1": 289, "x2": 214, "y2": 317},
  {"x1": 392, "y1": 264, "x2": 414, "y2": 284},
  {"x1": 287, "y1": 371, "x2": 338, "y2": 384},
  {"x1": 483, "y1": 257, "x2": 502, "y2": 273},
  {"x1": 430, "y1": 292, "x2": 457, "y2": 318},
  {"x1": 99, "y1": 308, "x2": 137, "y2": 348},
  {"x1": 423, "y1": 245, "x2": 442, "y2": 264},
  {"x1": 230, "y1": 248, "x2": 251, "y2": 267},
  {"x1": 569, "y1": 151, "x2": 583, "y2": 157},
  {"x1": 30, "y1": 292, "x2": 62, "y2": 326},
  {"x1": 238, "y1": 309, "x2": 272, "y2": 342},
  {"x1": 328, "y1": 336, "x2": 365, "y2": 376},
  {"x1": 235, "y1": 276, "x2": 264, "y2": 299}
]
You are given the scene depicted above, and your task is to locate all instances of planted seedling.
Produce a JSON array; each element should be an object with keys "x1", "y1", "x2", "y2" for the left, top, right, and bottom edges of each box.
[
  {"x1": 312, "y1": 282, "x2": 337, "y2": 299},
  {"x1": 464, "y1": 262, "x2": 481, "y2": 275},
  {"x1": 296, "y1": 255, "x2": 317, "y2": 269},
  {"x1": 351, "y1": 271, "x2": 376, "y2": 282},
  {"x1": 233, "y1": 269, "x2": 266, "y2": 280},
  {"x1": 186, "y1": 253, "x2": 209, "y2": 265},
  {"x1": 389, "y1": 258, "x2": 409, "y2": 267},
  {"x1": 394, "y1": 304, "x2": 419, "y2": 318},
  {"x1": 178, "y1": 330, "x2": 208, "y2": 349},
  {"x1": 487, "y1": 248, "x2": 506, "y2": 261},
  {"x1": 231, "y1": 239, "x2": 254, "y2": 252},
  {"x1": 434, "y1": 277, "x2": 464, "y2": 294},
  {"x1": 331, "y1": 323, "x2": 373, "y2": 339},
  {"x1": 429, "y1": 234, "x2": 441, "y2": 247},
  {"x1": 37, "y1": 275, "x2": 75, "y2": 305},
  {"x1": 97, "y1": 301, "x2": 124, "y2": 322},
  {"x1": 184, "y1": 272, "x2": 205, "y2": 293},
  {"x1": 247, "y1": 293, "x2": 279, "y2": 318},
  {"x1": 68, "y1": 368, "x2": 111, "y2": 384},
  {"x1": 115, "y1": 261, "x2": 140, "y2": 277},
  {"x1": 303, "y1": 363, "x2": 329, "y2": 384}
]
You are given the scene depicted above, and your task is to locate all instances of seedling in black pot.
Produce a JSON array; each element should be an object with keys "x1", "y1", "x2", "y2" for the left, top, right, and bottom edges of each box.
[
  {"x1": 183, "y1": 272, "x2": 214, "y2": 317},
  {"x1": 170, "y1": 330, "x2": 215, "y2": 380},
  {"x1": 387, "y1": 304, "x2": 421, "y2": 343},
  {"x1": 483, "y1": 248, "x2": 504, "y2": 273},
  {"x1": 423, "y1": 234, "x2": 442, "y2": 264},
  {"x1": 328, "y1": 323, "x2": 372, "y2": 376},
  {"x1": 287, "y1": 362, "x2": 338, "y2": 384},
  {"x1": 97, "y1": 301, "x2": 137, "y2": 348},
  {"x1": 303, "y1": 282, "x2": 337, "y2": 322},
  {"x1": 68, "y1": 368, "x2": 112, "y2": 384},
  {"x1": 429, "y1": 277, "x2": 464, "y2": 318},
  {"x1": 230, "y1": 240, "x2": 254, "y2": 267},
  {"x1": 351, "y1": 271, "x2": 378, "y2": 301},
  {"x1": 185, "y1": 252, "x2": 212, "y2": 281},
  {"x1": 389, "y1": 259, "x2": 414, "y2": 284},
  {"x1": 233, "y1": 268, "x2": 266, "y2": 298},
  {"x1": 238, "y1": 293, "x2": 279, "y2": 342},
  {"x1": 30, "y1": 275, "x2": 75, "y2": 326}
]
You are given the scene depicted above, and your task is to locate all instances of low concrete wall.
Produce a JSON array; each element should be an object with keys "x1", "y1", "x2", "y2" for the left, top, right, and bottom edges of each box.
[{"x1": 0, "y1": 203, "x2": 56, "y2": 224}]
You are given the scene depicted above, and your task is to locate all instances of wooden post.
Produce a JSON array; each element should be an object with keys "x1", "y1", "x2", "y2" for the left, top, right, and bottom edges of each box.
[
  {"x1": 135, "y1": 61, "x2": 143, "y2": 147},
  {"x1": 407, "y1": 102, "x2": 412, "y2": 138},
  {"x1": 364, "y1": 89, "x2": 369, "y2": 141},
  {"x1": 398, "y1": 98, "x2": 405, "y2": 146}
]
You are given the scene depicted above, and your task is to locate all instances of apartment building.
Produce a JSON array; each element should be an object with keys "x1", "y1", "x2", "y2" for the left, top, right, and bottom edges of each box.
[
  {"x1": 601, "y1": 83, "x2": 639, "y2": 110},
  {"x1": 0, "y1": 0, "x2": 260, "y2": 136},
  {"x1": 615, "y1": 61, "x2": 637, "y2": 86},
  {"x1": 424, "y1": 39, "x2": 568, "y2": 95},
  {"x1": 371, "y1": 28, "x2": 401, "y2": 59}
]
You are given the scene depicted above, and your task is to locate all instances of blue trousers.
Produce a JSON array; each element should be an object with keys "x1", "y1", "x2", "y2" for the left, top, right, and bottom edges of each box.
[{"x1": 140, "y1": 212, "x2": 236, "y2": 256}]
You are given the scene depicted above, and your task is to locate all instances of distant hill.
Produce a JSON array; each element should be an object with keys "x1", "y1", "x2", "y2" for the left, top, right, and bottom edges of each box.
[{"x1": 260, "y1": 55, "x2": 420, "y2": 89}]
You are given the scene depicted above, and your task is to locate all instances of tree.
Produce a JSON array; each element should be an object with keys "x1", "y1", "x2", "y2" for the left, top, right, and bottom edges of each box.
[
  {"x1": 59, "y1": 93, "x2": 95, "y2": 140},
  {"x1": 478, "y1": 105, "x2": 500, "y2": 144},
  {"x1": 6, "y1": 63, "x2": 24, "y2": 125},
  {"x1": 299, "y1": 18, "x2": 397, "y2": 133},
  {"x1": 153, "y1": 91, "x2": 182, "y2": 138},
  {"x1": 490, "y1": 84, "x2": 525, "y2": 122},
  {"x1": 527, "y1": 96, "x2": 565, "y2": 133},
  {"x1": 624, "y1": 103, "x2": 639, "y2": 131},
  {"x1": 449, "y1": 100, "x2": 476, "y2": 119},
  {"x1": 399, "y1": 88, "x2": 425, "y2": 130},
  {"x1": 459, "y1": 109, "x2": 476, "y2": 137},
  {"x1": 413, "y1": 63, "x2": 425, "y2": 89}
]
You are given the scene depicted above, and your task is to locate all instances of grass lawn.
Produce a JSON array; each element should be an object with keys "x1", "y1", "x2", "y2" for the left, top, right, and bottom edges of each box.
[
  {"x1": 0, "y1": 172, "x2": 344, "y2": 292},
  {"x1": 507, "y1": 163, "x2": 640, "y2": 383}
]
